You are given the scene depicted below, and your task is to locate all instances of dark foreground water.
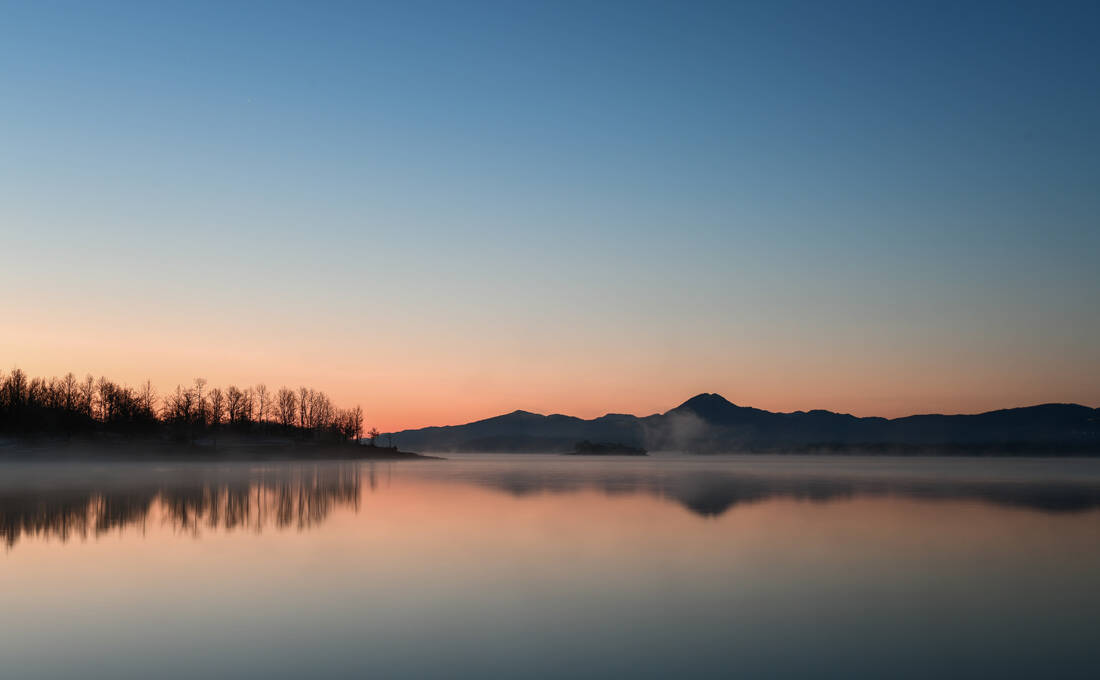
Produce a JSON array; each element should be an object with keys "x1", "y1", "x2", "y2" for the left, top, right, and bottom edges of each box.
[{"x1": 2, "y1": 454, "x2": 1099, "y2": 679}]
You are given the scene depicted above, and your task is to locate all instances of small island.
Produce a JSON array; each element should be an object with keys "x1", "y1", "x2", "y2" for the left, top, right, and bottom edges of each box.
[{"x1": 565, "y1": 440, "x2": 648, "y2": 456}]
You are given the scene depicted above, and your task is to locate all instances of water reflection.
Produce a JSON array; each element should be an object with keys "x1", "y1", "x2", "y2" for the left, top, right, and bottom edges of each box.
[
  {"x1": 446, "y1": 465, "x2": 1100, "y2": 516},
  {"x1": 0, "y1": 463, "x2": 362, "y2": 547},
  {"x1": 4, "y1": 456, "x2": 1099, "y2": 679},
  {"x1": 3, "y1": 457, "x2": 1100, "y2": 549}
]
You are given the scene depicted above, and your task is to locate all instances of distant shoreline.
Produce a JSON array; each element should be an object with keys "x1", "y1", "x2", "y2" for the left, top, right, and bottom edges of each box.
[
  {"x1": 386, "y1": 394, "x2": 1100, "y2": 456},
  {"x1": 0, "y1": 437, "x2": 442, "y2": 461},
  {"x1": 681, "y1": 442, "x2": 1100, "y2": 457},
  {"x1": 417, "y1": 443, "x2": 1100, "y2": 457},
  {"x1": 15, "y1": 435, "x2": 1100, "y2": 461}
]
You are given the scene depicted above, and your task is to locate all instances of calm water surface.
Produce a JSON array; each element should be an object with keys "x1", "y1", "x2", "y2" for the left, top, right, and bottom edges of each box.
[{"x1": 3, "y1": 454, "x2": 1100, "y2": 679}]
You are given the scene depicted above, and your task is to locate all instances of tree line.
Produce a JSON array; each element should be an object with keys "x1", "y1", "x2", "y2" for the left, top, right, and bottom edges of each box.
[{"x1": 0, "y1": 367, "x2": 373, "y2": 444}]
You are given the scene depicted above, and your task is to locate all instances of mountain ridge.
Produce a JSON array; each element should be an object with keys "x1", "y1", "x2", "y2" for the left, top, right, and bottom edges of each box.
[{"x1": 383, "y1": 393, "x2": 1100, "y2": 454}]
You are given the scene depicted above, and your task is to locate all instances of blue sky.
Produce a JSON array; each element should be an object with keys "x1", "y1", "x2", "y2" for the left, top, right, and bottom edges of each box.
[{"x1": 2, "y1": 1, "x2": 1098, "y2": 427}]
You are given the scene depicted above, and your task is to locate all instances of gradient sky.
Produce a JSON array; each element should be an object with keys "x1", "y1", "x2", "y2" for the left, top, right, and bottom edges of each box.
[{"x1": 2, "y1": 1, "x2": 1098, "y2": 430}]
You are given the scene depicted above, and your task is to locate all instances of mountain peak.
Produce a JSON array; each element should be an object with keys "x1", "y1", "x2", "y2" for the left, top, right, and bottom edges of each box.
[
  {"x1": 669, "y1": 392, "x2": 777, "y2": 426},
  {"x1": 676, "y1": 393, "x2": 735, "y2": 410}
]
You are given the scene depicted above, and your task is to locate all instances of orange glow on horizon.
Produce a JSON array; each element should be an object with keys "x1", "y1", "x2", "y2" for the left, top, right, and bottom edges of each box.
[{"x1": 3, "y1": 313, "x2": 1097, "y2": 431}]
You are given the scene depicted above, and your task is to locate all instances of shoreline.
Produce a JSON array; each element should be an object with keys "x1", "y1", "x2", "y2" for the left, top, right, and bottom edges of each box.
[{"x1": 0, "y1": 438, "x2": 443, "y2": 461}]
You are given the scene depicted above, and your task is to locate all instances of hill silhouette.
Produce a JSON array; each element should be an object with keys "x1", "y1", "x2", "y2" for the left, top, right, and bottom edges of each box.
[{"x1": 386, "y1": 393, "x2": 1100, "y2": 454}]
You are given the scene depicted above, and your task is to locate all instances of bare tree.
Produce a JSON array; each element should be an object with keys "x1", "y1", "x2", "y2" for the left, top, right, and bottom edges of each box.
[
  {"x1": 96, "y1": 376, "x2": 115, "y2": 422},
  {"x1": 61, "y1": 373, "x2": 78, "y2": 413},
  {"x1": 47, "y1": 376, "x2": 61, "y2": 411},
  {"x1": 276, "y1": 387, "x2": 297, "y2": 429},
  {"x1": 225, "y1": 386, "x2": 243, "y2": 425},
  {"x1": 298, "y1": 387, "x2": 310, "y2": 429},
  {"x1": 78, "y1": 374, "x2": 95, "y2": 417},
  {"x1": 137, "y1": 379, "x2": 156, "y2": 417},
  {"x1": 192, "y1": 378, "x2": 208, "y2": 427},
  {"x1": 242, "y1": 387, "x2": 255, "y2": 425},
  {"x1": 255, "y1": 383, "x2": 269, "y2": 426},
  {"x1": 208, "y1": 387, "x2": 225, "y2": 447},
  {"x1": 209, "y1": 387, "x2": 225, "y2": 427},
  {"x1": 308, "y1": 391, "x2": 331, "y2": 433},
  {"x1": 351, "y1": 406, "x2": 364, "y2": 442},
  {"x1": 3, "y1": 368, "x2": 27, "y2": 410}
]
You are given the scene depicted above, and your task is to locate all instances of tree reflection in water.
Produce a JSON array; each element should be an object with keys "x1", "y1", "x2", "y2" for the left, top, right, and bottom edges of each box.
[
  {"x1": 0, "y1": 463, "x2": 362, "y2": 548},
  {"x1": 4, "y1": 457, "x2": 1100, "y2": 550}
]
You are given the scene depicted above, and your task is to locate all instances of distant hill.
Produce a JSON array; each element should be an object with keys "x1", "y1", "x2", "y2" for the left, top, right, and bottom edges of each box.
[{"x1": 384, "y1": 393, "x2": 1100, "y2": 454}]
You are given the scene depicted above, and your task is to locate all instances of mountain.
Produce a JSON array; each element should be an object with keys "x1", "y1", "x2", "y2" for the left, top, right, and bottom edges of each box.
[{"x1": 384, "y1": 394, "x2": 1100, "y2": 454}]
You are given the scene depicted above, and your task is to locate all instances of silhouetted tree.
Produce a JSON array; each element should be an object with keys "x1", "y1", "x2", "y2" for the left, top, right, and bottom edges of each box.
[
  {"x1": 351, "y1": 406, "x2": 364, "y2": 442},
  {"x1": 276, "y1": 387, "x2": 297, "y2": 429},
  {"x1": 192, "y1": 378, "x2": 208, "y2": 427},
  {"x1": 298, "y1": 387, "x2": 310, "y2": 430},
  {"x1": 209, "y1": 387, "x2": 225, "y2": 447},
  {"x1": 255, "y1": 383, "x2": 269, "y2": 428},
  {"x1": 78, "y1": 375, "x2": 95, "y2": 418},
  {"x1": 1, "y1": 367, "x2": 372, "y2": 451},
  {"x1": 139, "y1": 380, "x2": 157, "y2": 417},
  {"x1": 242, "y1": 387, "x2": 255, "y2": 425}
]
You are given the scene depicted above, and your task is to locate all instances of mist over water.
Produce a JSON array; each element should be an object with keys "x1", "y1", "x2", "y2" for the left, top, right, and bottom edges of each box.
[{"x1": 3, "y1": 454, "x2": 1100, "y2": 679}]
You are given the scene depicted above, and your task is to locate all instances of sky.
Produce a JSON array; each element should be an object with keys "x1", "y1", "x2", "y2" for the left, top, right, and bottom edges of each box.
[{"x1": 2, "y1": 0, "x2": 1098, "y2": 430}]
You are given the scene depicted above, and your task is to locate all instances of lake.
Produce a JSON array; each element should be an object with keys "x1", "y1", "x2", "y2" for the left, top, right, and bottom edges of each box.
[{"x1": 3, "y1": 454, "x2": 1100, "y2": 679}]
